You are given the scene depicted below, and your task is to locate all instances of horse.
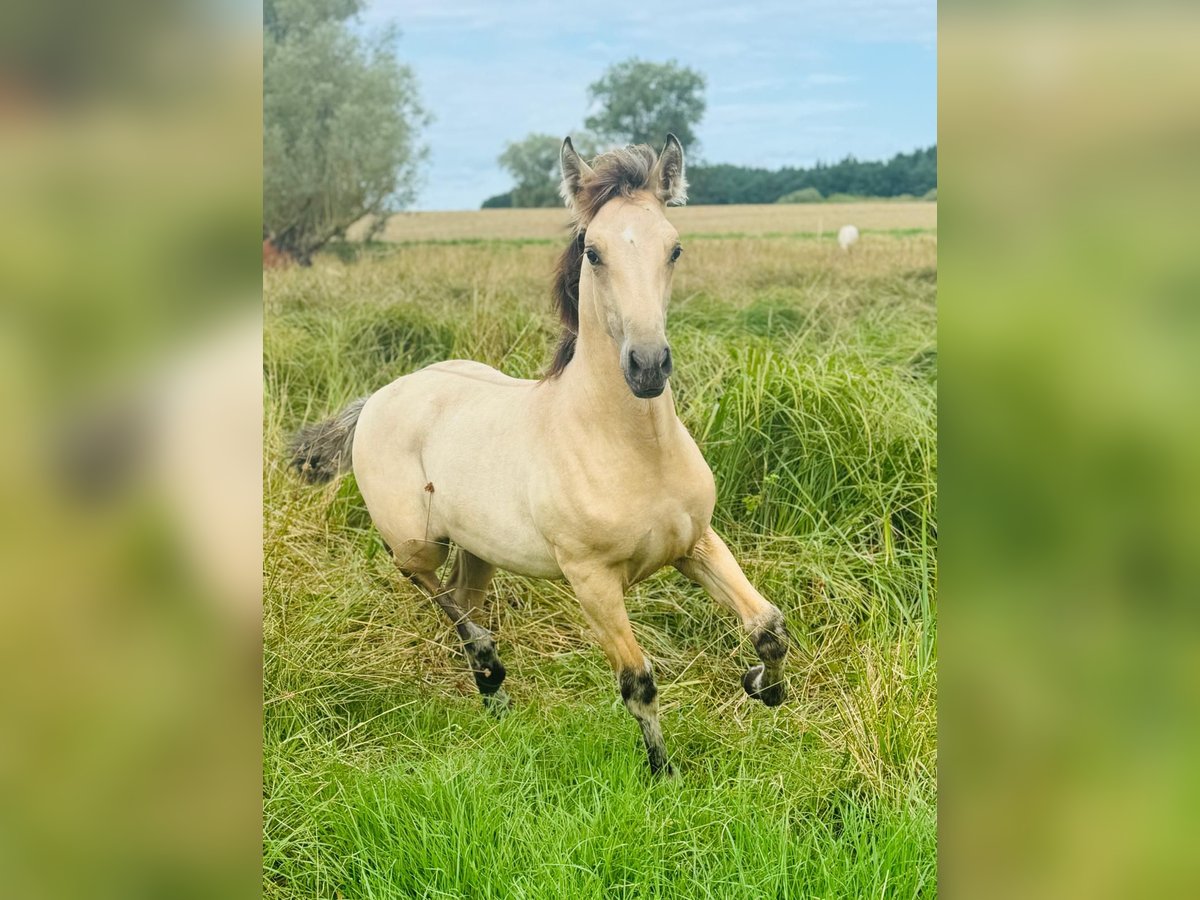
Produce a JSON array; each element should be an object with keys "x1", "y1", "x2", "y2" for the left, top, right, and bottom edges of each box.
[{"x1": 289, "y1": 136, "x2": 790, "y2": 776}]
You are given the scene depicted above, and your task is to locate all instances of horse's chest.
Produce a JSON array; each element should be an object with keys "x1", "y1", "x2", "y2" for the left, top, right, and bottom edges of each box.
[
  {"x1": 630, "y1": 497, "x2": 707, "y2": 574},
  {"x1": 563, "y1": 461, "x2": 713, "y2": 568}
]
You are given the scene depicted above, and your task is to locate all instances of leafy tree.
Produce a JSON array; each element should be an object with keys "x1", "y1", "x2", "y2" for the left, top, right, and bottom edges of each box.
[
  {"x1": 481, "y1": 191, "x2": 514, "y2": 209},
  {"x1": 496, "y1": 133, "x2": 599, "y2": 208},
  {"x1": 497, "y1": 133, "x2": 565, "y2": 208},
  {"x1": 264, "y1": 0, "x2": 429, "y2": 262},
  {"x1": 584, "y1": 59, "x2": 706, "y2": 149}
]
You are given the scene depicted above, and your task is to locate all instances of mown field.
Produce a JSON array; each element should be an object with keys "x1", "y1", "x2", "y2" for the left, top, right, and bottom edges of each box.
[
  {"x1": 264, "y1": 204, "x2": 938, "y2": 898},
  {"x1": 349, "y1": 200, "x2": 935, "y2": 243}
]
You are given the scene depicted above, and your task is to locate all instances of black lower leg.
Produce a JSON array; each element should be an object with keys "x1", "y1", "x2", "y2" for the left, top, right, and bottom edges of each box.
[
  {"x1": 744, "y1": 611, "x2": 790, "y2": 707},
  {"x1": 421, "y1": 580, "x2": 508, "y2": 704},
  {"x1": 457, "y1": 620, "x2": 507, "y2": 697},
  {"x1": 620, "y1": 666, "x2": 672, "y2": 776}
]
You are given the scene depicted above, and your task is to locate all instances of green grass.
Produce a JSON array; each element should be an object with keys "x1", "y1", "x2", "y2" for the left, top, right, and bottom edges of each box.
[
  {"x1": 264, "y1": 234, "x2": 937, "y2": 898},
  {"x1": 265, "y1": 698, "x2": 935, "y2": 899}
]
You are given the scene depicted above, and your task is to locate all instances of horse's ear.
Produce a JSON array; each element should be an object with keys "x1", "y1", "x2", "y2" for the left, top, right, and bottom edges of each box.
[
  {"x1": 652, "y1": 134, "x2": 688, "y2": 206},
  {"x1": 559, "y1": 137, "x2": 594, "y2": 212}
]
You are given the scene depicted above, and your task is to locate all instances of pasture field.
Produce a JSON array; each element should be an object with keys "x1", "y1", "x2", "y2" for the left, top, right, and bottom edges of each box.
[
  {"x1": 264, "y1": 208, "x2": 937, "y2": 898},
  {"x1": 350, "y1": 200, "x2": 935, "y2": 243}
]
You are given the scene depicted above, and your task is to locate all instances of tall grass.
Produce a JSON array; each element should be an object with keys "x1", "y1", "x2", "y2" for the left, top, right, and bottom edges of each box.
[{"x1": 264, "y1": 232, "x2": 937, "y2": 898}]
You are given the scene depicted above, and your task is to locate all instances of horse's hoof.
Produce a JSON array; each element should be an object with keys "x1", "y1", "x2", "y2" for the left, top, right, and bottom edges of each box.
[
  {"x1": 743, "y1": 664, "x2": 786, "y2": 707},
  {"x1": 482, "y1": 688, "x2": 511, "y2": 718},
  {"x1": 649, "y1": 757, "x2": 676, "y2": 779},
  {"x1": 471, "y1": 646, "x2": 507, "y2": 695},
  {"x1": 473, "y1": 662, "x2": 506, "y2": 694}
]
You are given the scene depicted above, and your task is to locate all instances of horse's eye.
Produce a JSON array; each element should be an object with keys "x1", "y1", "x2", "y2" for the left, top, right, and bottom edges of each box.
[
  {"x1": 670, "y1": 245, "x2": 683, "y2": 262},
  {"x1": 585, "y1": 247, "x2": 600, "y2": 265}
]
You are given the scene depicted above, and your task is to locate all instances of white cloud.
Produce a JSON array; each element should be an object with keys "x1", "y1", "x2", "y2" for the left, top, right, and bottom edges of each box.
[{"x1": 707, "y1": 99, "x2": 865, "y2": 126}]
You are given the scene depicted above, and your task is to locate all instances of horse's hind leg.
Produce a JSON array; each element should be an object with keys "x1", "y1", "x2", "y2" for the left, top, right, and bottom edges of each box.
[
  {"x1": 404, "y1": 550, "x2": 508, "y2": 715},
  {"x1": 450, "y1": 550, "x2": 496, "y2": 623},
  {"x1": 675, "y1": 527, "x2": 791, "y2": 707},
  {"x1": 448, "y1": 551, "x2": 508, "y2": 713}
]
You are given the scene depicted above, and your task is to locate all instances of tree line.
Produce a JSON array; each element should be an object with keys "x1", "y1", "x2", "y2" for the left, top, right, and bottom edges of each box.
[
  {"x1": 485, "y1": 145, "x2": 937, "y2": 208},
  {"x1": 689, "y1": 146, "x2": 936, "y2": 205}
]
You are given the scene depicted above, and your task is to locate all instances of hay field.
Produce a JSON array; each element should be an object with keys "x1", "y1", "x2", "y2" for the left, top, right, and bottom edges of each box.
[
  {"x1": 264, "y1": 209, "x2": 937, "y2": 898},
  {"x1": 350, "y1": 201, "x2": 935, "y2": 243}
]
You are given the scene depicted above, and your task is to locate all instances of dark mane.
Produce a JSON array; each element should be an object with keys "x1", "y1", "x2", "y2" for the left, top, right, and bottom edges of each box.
[
  {"x1": 544, "y1": 144, "x2": 660, "y2": 379},
  {"x1": 547, "y1": 231, "x2": 585, "y2": 377}
]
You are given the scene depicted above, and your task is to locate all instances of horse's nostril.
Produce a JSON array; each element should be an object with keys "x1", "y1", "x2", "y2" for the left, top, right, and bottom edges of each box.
[{"x1": 625, "y1": 345, "x2": 671, "y2": 383}]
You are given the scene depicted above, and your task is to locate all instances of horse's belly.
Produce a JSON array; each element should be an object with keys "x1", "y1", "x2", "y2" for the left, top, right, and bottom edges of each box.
[
  {"x1": 424, "y1": 441, "x2": 562, "y2": 579},
  {"x1": 459, "y1": 532, "x2": 563, "y2": 580}
]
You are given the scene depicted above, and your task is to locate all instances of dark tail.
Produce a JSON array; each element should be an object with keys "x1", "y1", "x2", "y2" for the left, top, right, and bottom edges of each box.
[{"x1": 288, "y1": 397, "x2": 368, "y2": 484}]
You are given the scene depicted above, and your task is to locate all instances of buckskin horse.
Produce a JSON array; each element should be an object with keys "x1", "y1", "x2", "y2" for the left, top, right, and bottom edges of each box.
[{"x1": 291, "y1": 136, "x2": 790, "y2": 775}]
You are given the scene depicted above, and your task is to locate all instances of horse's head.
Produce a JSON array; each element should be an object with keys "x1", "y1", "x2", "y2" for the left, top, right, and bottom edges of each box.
[{"x1": 558, "y1": 136, "x2": 687, "y2": 399}]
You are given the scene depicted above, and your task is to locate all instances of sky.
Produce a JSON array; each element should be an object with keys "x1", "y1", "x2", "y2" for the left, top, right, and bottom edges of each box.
[{"x1": 362, "y1": 0, "x2": 936, "y2": 210}]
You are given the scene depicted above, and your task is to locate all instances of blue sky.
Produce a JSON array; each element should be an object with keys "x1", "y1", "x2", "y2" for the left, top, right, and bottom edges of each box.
[{"x1": 362, "y1": 0, "x2": 936, "y2": 210}]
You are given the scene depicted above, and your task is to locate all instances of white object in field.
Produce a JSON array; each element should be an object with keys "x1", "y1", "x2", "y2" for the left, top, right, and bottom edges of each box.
[{"x1": 838, "y1": 224, "x2": 859, "y2": 250}]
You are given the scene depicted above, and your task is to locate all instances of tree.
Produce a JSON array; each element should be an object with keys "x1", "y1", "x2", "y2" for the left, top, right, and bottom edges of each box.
[
  {"x1": 264, "y1": 0, "x2": 429, "y2": 262},
  {"x1": 584, "y1": 59, "x2": 706, "y2": 150},
  {"x1": 496, "y1": 133, "x2": 599, "y2": 208},
  {"x1": 497, "y1": 134, "x2": 564, "y2": 208},
  {"x1": 481, "y1": 191, "x2": 514, "y2": 209}
]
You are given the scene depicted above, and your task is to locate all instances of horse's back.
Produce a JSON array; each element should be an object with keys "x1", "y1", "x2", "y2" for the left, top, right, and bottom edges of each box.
[
  {"x1": 420, "y1": 359, "x2": 532, "y2": 389},
  {"x1": 359, "y1": 360, "x2": 531, "y2": 430},
  {"x1": 355, "y1": 358, "x2": 533, "y2": 457}
]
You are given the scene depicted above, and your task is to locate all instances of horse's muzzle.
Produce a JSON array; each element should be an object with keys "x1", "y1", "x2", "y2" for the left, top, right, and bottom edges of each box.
[{"x1": 622, "y1": 343, "x2": 673, "y2": 399}]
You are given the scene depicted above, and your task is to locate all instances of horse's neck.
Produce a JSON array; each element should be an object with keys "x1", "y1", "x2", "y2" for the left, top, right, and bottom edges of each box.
[{"x1": 560, "y1": 285, "x2": 679, "y2": 446}]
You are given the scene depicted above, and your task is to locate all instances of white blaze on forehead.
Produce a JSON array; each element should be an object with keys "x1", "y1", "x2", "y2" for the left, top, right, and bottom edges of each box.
[{"x1": 621, "y1": 226, "x2": 636, "y2": 244}]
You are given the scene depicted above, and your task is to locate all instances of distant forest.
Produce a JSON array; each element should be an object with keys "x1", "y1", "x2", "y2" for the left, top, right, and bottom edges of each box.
[
  {"x1": 688, "y1": 145, "x2": 936, "y2": 205},
  {"x1": 483, "y1": 145, "x2": 936, "y2": 208}
]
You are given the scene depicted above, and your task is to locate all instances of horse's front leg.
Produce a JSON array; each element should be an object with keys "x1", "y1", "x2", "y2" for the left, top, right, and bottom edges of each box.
[
  {"x1": 675, "y1": 527, "x2": 791, "y2": 706},
  {"x1": 564, "y1": 565, "x2": 673, "y2": 777}
]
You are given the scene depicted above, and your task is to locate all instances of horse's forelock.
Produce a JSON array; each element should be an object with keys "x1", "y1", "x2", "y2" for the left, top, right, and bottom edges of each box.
[{"x1": 571, "y1": 144, "x2": 659, "y2": 229}]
